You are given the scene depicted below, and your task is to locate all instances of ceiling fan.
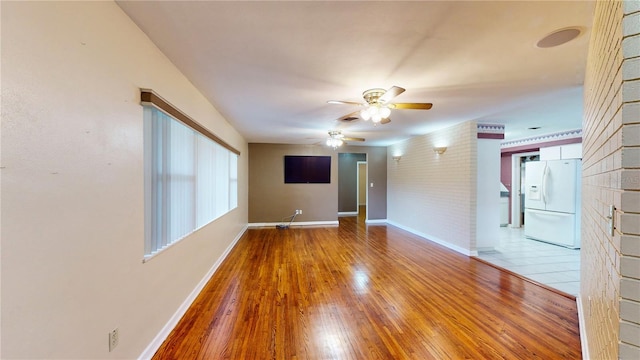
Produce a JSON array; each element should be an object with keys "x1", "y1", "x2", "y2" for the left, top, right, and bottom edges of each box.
[
  {"x1": 326, "y1": 130, "x2": 364, "y2": 149},
  {"x1": 328, "y1": 86, "x2": 433, "y2": 124}
]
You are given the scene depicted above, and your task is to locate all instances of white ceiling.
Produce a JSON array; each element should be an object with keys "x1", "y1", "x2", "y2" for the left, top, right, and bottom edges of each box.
[{"x1": 117, "y1": 1, "x2": 594, "y2": 146}]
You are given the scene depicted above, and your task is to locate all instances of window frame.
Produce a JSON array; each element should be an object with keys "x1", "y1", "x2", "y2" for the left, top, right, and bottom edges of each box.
[{"x1": 142, "y1": 89, "x2": 240, "y2": 262}]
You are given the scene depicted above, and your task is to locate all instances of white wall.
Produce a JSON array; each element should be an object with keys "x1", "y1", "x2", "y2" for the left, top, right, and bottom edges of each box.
[
  {"x1": 387, "y1": 121, "x2": 477, "y2": 255},
  {"x1": 1, "y1": 2, "x2": 248, "y2": 359}
]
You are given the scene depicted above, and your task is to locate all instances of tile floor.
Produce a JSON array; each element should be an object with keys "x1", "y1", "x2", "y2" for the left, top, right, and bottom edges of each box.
[{"x1": 476, "y1": 227, "x2": 580, "y2": 296}]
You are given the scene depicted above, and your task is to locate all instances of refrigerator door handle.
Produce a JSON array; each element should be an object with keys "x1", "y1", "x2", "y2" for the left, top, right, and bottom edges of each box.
[{"x1": 542, "y1": 163, "x2": 549, "y2": 204}]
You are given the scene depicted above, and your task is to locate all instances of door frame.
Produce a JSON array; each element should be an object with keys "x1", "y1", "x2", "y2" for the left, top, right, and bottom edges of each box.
[{"x1": 511, "y1": 151, "x2": 539, "y2": 228}]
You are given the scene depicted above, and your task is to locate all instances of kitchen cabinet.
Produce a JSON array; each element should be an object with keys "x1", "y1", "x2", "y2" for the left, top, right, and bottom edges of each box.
[{"x1": 540, "y1": 143, "x2": 582, "y2": 161}]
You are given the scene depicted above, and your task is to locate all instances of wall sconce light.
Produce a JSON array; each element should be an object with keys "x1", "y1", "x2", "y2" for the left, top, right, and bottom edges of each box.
[
  {"x1": 433, "y1": 147, "x2": 447, "y2": 155},
  {"x1": 392, "y1": 155, "x2": 402, "y2": 163}
]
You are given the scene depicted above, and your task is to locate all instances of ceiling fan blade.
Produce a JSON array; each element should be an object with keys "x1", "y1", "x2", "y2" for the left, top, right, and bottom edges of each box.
[
  {"x1": 328, "y1": 100, "x2": 363, "y2": 106},
  {"x1": 379, "y1": 86, "x2": 406, "y2": 103},
  {"x1": 343, "y1": 137, "x2": 365, "y2": 142},
  {"x1": 380, "y1": 118, "x2": 392, "y2": 125},
  {"x1": 338, "y1": 111, "x2": 361, "y2": 122},
  {"x1": 391, "y1": 102, "x2": 433, "y2": 110}
]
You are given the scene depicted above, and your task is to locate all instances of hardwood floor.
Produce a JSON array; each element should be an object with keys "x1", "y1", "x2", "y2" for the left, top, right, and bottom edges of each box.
[{"x1": 152, "y1": 213, "x2": 581, "y2": 359}]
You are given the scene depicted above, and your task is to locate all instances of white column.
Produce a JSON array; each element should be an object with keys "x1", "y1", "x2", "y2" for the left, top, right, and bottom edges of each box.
[{"x1": 476, "y1": 138, "x2": 501, "y2": 250}]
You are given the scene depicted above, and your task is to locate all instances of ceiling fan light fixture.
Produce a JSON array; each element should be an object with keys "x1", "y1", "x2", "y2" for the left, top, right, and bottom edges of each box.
[
  {"x1": 326, "y1": 137, "x2": 343, "y2": 149},
  {"x1": 361, "y1": 104, "x2": 390, "y2": 122},
  {"x1": 329, "y1": 86, "x2": 431, "y2": 126},
  {"x1": 380, "y1": 106, "x2": 391, "y2": 119},
  {"x1": 326, "y1": 130, "x2": 345, "y2": 149},
  {"x1": 360, "y1": 108, "x2": 371, "y2": 121}
]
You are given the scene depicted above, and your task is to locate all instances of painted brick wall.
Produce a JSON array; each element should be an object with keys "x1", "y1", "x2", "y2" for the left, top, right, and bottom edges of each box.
[
  {"x1": 582, "y1": 1, "x2": 640, "y2": 359},
  {"x1": 387, "y1": 121, "x2": 477, "y2": 255}
]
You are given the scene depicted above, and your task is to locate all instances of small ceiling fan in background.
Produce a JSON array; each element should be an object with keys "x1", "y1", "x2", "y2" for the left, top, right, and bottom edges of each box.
[
  {"x1": 328, "y1": 86, "x2": 433, "y2": 124},
  {"x1": 325, "y1": 130, "x2": 364, "y2": 149}
]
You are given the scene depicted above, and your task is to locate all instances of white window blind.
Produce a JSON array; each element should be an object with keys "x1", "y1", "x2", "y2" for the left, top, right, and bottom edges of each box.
[
  {"x1": 143, "y1": 104, "x2": 239, "y2": 259},
  {"x1": 215, "y1": 144, "x2": 230, "y2": 218},
  {"x1": 196, "y1": 134, "x2": 216, "y2": 228},
  {"x1": 229, "y1": 153, "x2": 238, "y2": 209}
]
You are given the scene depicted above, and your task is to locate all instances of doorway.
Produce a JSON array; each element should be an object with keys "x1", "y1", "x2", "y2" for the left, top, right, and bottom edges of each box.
[
  {"x1": 510, "y1": 151, "x2": 539, "y2": 228},
  {"x1": 478, "y1": 150, "x2": 580, "y2": 296},
  {"x1": 338, "y1": 153, "x2": 367, "y2": 218},
  {"x1": 357, "y1": 161, "x2": 367, "y2": 218}
]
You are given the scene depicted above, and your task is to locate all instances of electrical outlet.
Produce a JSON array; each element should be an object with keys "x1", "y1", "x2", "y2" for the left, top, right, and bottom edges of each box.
[
  {"x1": 109, "y1": 328, "x2": 119, "y2": 352},
  {"x1": 295, "y1": 209, "x2": 302, "y2": 215}
]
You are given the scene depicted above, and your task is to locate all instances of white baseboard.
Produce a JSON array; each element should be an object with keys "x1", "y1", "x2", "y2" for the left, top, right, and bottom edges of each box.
[
  {"x1": 365, "y1": 219, "x2": 387, "y2": 224},
  {"x1": 138, "y1": 225, "x2": 248, "y2": 360},
  {"x1": 248, "y1": 221, "x2": 339, "y2": 228},
  {"x1": 576, "y1": 295, "x2": 589, "y2": 359},
  {"x1": 386, "y1": 220, "x2": 478, "y2": 256},
  {"x1": 338, "y1": 211, "x2": 358, "y2": 217}
]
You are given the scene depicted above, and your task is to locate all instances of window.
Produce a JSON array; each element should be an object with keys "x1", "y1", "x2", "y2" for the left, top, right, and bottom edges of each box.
[{"x1": 142, "y1": 90, "x2": 239, "y2": 260}]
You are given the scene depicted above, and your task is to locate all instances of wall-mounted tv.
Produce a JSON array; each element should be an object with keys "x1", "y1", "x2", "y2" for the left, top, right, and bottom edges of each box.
[{"x1": 284, "y1": 155, "x2": 331, "y2": 183}]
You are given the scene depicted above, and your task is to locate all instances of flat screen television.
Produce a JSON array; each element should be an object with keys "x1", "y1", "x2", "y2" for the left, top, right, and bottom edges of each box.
[{"x1": 284, "y1": 155, "x2": 331, "y2": 183}]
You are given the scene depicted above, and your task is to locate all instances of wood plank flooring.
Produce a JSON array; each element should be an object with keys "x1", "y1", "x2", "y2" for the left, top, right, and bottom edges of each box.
[{"x1": 152, "y1": 213, "x2": 581, "y2": 359}]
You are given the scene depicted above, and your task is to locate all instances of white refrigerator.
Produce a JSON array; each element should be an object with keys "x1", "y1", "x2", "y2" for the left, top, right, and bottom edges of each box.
[{"x1": 524, "y1": 159, "x2": 581, "y2": 248}]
